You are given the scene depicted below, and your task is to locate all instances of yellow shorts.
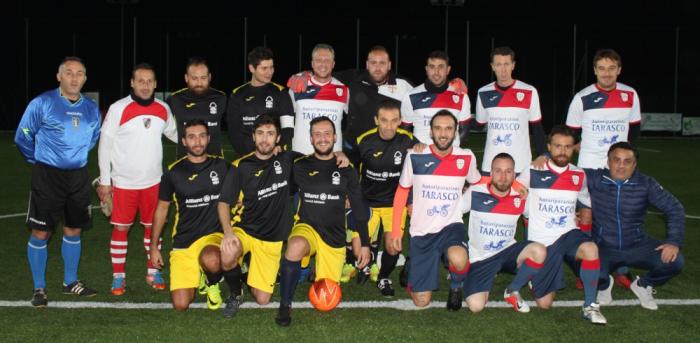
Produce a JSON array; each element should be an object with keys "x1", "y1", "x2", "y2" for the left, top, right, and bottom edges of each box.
[
  {"x1": 169, "y1": 232, "x2": 223, "y2": 291},
  {"x1": 351, "y1": 207, "x2": 406, "y2": 241},
  {"x1": 290, "y1": 223, "x2": 345, "y2": 282},
  {"x1": 233, "y1": 227, "x2": 283, "y2": 294}
]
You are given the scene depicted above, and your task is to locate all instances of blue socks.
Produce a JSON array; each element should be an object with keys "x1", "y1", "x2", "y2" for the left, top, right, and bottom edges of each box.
[
  {"x1": 581, "y1": 259, "x2": 601, "y2": 307},
  {"x1": 280, "y1": 257, "x2": 301, "y2": 306},
  {"x1": 507, "y1": 258, "x2": 542, "y2": 293},
  {"x1": 62, "y1": 235, "x2": 81, "y2": 285},
  {"x1": 27, "y1": 236, "x2": 48, "y2": 290},
  {"x1": 448, "y1": 263, "x2": 470, "y2": 290}
]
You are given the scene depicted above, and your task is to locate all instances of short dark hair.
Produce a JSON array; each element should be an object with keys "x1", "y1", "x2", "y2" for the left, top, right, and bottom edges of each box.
[
  {"x1": 429, "y1": 110, "x2": 457, "y2": 128},
  {"x1": 309, "y1": 116, "x2": 335, "y2": 134},
  {"x1": 593, "y1": 49, "x2": 622, "y2": 68},
  {"x1": 608, "y1": 141, "x2": 639, "y2": 161},
  {"x1": 253, "y1": 114, "x2": 280, "y2": 134},
  {"x1": 427, "y1": 50, "x2": 449, "y2": 65},
  {"x1": 548, "y1": 125, "x2": 577, "y2": 144},
  {"x1": 247, "y1": 47, "x2": 274, "y2": 69},
  {"x1": 367, "y1": 45, "x2": 390, "y2": 58},
  {"x1": 376, "y1": 100, "x2": 401, "y2": 117},
  {"x1": 492, "y1": 152, "x2": 515, "y2": 167},
  {"x1": 59, "y1": 56, "x2": 85, "y2": 72},
  {"x1": 186, "y1": 56, "x2": 209, "y2": 73},
  {"x1": 183, "y1": 119, "x2": 209, "y2": 135},
  {"x1": 132, "y1": 62, "x2": 156, "y2": 80},
  {"x1": 490, "y1": 46, "x2": 515, "y2": 63}
]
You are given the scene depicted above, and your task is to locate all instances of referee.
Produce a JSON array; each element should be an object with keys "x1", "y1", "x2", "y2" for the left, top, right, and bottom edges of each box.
[{"x1": 15, "y1": 56, "x2": 101, "y2": 307}]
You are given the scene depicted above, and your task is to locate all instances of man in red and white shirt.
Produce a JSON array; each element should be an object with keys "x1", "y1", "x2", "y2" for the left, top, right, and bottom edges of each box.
[
  {"x1": 97, "y1": 63, "x2": 178, "y2": 295},
  {"x1": 288, "y1": 44, "x2": 349, "y2": 155},
  {"x1": 475, "y1": 47, "x2": 547, "y2": 175},
  {"x1": 566, "y1": 49, "x2": 641, "y2": 170},
  {"x1": 389, "y1": 110, "x2": 481, "y2": 311}
]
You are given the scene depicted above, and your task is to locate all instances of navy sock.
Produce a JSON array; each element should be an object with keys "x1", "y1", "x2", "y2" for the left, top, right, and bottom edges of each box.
[
  {"x1": 61, "y1": 235, "x2": 81, "y2": 285},
  {"x1": 507, "y1": 258, "x2": 542, "y2": 293},
  {"x1": 448, "y1": 263, "x2": 469, "y2": 290},
  {"x1": 280, "y1": 258, "x2": 301, "y2": 306},
  {"x1": 28, "y1": 236, "x2": 48, "y2": 289},
  {"x1": 581, "y1": 259, "x2": 601, "y2": 307}
]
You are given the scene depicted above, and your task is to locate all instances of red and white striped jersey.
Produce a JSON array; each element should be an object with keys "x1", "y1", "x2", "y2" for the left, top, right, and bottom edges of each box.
[
  {"x1": 566, "y1": 82, "x2": 641, "y2": 169},
  {"x1": 400, "y1": 84, "x2": 471, "y2": 146},
  {"x1": 476, "y1": 80, "x2": 542, "y2": 173},
  {"x1": 398, "y1": 145, "x2": 481, "y2": 237},
  {"x1": 98, "y1": 96, "x2": 177, "y2": 189}
]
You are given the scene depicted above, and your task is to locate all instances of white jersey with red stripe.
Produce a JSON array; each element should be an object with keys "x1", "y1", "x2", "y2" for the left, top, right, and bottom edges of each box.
[
  {"x1": 289, "y1": 76, "x2": 349, "y2": 154},
  {"x1": 565, "y1": 82, "x2": 641, "y2": 169},
  {"x1": 517, "y1": 161, "x2": 591, "y2": 246},
  {"x1": 476, "y1": 80, "x2": 542, "y2": 173},
  {"x1": 98, "y1": 96, "x2": 177, "y2": 189},
  {"x1": 398, "y1": 145, "x2": 481, "y2": 237},
  {"x1": 400, "y1": 83, "x2": 471, "y2": 146},
  {"x1": 461, "y1": 183, "x2": 525, "y2": 263}
]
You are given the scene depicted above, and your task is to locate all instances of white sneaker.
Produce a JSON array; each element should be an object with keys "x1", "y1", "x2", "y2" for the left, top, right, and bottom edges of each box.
[
  {"x1": 630, "y1": 276, "x2": 658, "y2": 310},
  {"x1": 597, "y1": 275, "x2": 614, "y2": 305},
  {"x1": 582, "y1": 303, "x2": 607, "y2": 325},
  {"x1": 504, "y1": 289, "x2": 530, "y2": 313}
]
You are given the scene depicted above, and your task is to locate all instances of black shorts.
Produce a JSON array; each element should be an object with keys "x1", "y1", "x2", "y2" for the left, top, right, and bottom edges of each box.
[{"x1": 26, "y1": 163, "x2": 92, "y2": 232}]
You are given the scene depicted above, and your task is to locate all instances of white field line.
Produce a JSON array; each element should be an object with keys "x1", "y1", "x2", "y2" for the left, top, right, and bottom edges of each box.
[{"x1": 1, "y1": 299, "x2": 699, "y2": 310}]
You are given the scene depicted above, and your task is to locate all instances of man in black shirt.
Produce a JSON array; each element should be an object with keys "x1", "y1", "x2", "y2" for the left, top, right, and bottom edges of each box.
[
  {"x1": 275, "y1": 116, "x2": 370, "y2": 327},
  {"x1": 167, "y1": 57, "x2": 227, "y2": 158},
  {"x1": 149, "y1": 120, "x2": 231, "y2": 312},
  {"x1": 227, "y1": 47, "x2": 294, "y2": 156}
]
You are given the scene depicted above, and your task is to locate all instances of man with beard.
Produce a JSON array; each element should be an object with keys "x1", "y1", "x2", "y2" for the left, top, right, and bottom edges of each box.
[
  {"x1": 228, "y1": 47, "x2": 295, "y2": 156},
  {"x1": 389, "y1": 110, "x2": 481, "y2": 311},
  {"x1": 400, "y1": 51, "x2": 472, "y2": 147},
  {"x1": 167, "y1": 57, "x2": 227, "y2": 158},
  {"x1": 149, "y1": 120, "x2": 231, "y2": 311},
  {"x1": 275, "y1": 116, "x2": 370, "y2": 327},
  {"x1": 462, "y1": 153, "x2": 545, "y2": 314},
  {"x1": 517, "y1": 125, "x2": 607, "y2": 324},
  {"x1": 97, "y1": 63, "x2": 178, "y2": 295}
]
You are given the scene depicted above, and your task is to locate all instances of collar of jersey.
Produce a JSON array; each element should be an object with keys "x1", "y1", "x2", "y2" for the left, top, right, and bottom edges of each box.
[
  {"x1": 57, "y1": 88, "x2": 84, "y2": 107},
  {"x1": 545, "y1": 160, "x2": 569, "y2": 175},
  {"x1": 429, "y1": 144, "x2": 454, "y2": 160},
  {"x1": 424, "y1": 79, "x2": 449, "y2": 93},
  {"x1": 594, "y1": 83, "x2": 617, "y2": 94},
  {"x1": 486, "y1": 183, "x2": 515, "y2": 200},
  {"x1": 494, "y1": 80, "x2": 517, "y2": 93}
]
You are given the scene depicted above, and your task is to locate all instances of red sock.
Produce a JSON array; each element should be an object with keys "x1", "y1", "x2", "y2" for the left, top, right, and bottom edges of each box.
[{"x1": 110, "y1": 227, "x2": 128, "y2": 277}]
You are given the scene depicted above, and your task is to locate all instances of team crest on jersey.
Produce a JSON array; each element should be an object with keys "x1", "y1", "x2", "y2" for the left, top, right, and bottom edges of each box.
[
  {"x1": 516, "y1": 92, "x2": 525, "y2": 102},
  {"x1": 273, "y1": 160, "x2": 282, "y2": 174},
  {"x1": 143, "y1": 118, "x2": 151, "y2": 128},
  {"x1": 394, "y1": 151, "x2": 403, "y2": 165},
  {"x1": 572, "y1": 174, "x2": 580, "y2": 185},
  {"x1": 456, "y1": 158, "x2": 465, "y2": 169},
  {"x1": 336, "y1": 87, "x2": 344, "y2": 96},
  {"x1": 209, "y1": 102, "x2": 217, "y2": 115},
  {"x1": 210, "y1": 171, "x2": 220, "y2": 185},
  {"x1": 620, "y1": 92, "x2": 629, "y2": 102},
  {"x1": 71, "y1": 116, "x2": 80, "y2": 128},
  {"x1": 452, "y1": 94, "x2": 460, "y2": 104},
  {"x1": 265, "y1": 96, "x2": 274, "y2": 109},
  {"x1": 332, "y1": 171, "x2": 341, "y2": 185},
  {"x1": 514, "y1": 197, "x2": 521, "y2": 208}
]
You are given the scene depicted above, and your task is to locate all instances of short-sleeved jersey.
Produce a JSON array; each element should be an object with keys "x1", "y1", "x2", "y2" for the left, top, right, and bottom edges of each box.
[
  {"x1": 166, "y1": 87, "x2": 227, "y2": 158},
  {"x1": 356, "y1": 128, "x2": 416, "y2": 207},
  {"x1": 219, "y1": 151, "x2": 296, "y2": 242},
  {"x1": 290, "y1": 77, "x2": 349, "y2": 154},
  {"x1": 398, "y1": 146, "x2": 481, "y2": 237},
  {"x1": 227, "y1": 82, "x2": 294, "y2": 155},
  {"x1": 293, "y1": 155, "x2": 368, "y2": 248},
  {"x1": 461, "y1": 183, "x2": 525, "y2": 263},
  {"x1": 565, "y1": 82, "x2": 641, "y2": 169},
  {"x1": 159, "y1": 156, "x2": 230, "y2": 249},
  {"x1": 400, "y1": 83, "x2": 471, "y2": 146},
  {"x1": 517, "y1": 161, "x2": 591, "y2": 246},
  {"x1": 476, "y1": 80, "x2": 542, "y2": 173}
]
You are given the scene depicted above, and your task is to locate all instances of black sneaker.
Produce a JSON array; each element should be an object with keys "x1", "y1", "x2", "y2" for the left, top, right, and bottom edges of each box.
[
  {"x1": 222, "y1": 294, "x2": 243, "y2": 318},
  {"x1": 31, "y1": 289, "x2": 47, "y2": 308},
  {"x1": 377, "y1": 278, "x2": 395, "y2": 297},
  {"x1": 399, "y1": 257, "x2": 410, "y2": 288},
  {"x1": 447, "y1": 287, "x2": 463, "y2": 311},
  {"x1": 275, "y1": 304, "x2": 292, "y2": 327},
  {"x1": 356, "y1": 266, "x2": 370, "y2": 284},
  {"x1": 62, "y1": 280, "x2": 97, "y2": 297}
]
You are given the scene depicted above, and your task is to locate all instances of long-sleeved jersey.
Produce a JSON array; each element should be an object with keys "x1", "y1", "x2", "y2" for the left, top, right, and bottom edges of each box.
[
  {"x1": 15, "y1": 88, "x2": 101, "y2": 169},
  {"x1": 166, "y1": 87, "x2": 227, "y2": 158},
  {"x1": 98, "y1": 94, "x2": 178, "y2": 189}
]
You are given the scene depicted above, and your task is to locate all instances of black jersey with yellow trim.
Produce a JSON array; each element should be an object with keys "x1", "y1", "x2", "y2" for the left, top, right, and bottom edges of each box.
[
  {"x1": 293, "y1": 155, "x2": 370, "y2": 247},
  {"x1": 227, "y1": 82, "x2": 294, "y2": 156},
  {"x1": 166, "y1": 88, "x2": 227, "y2": 158},
  {"x1": 158, "y1": 155, "x2": 230, "y2": 249},
  {"x1": 219, "y1": 150, "x2": 300, "y2": 241},
  {"x1": 356, "y1": 127, "x2": 417, "y2": 207}
]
